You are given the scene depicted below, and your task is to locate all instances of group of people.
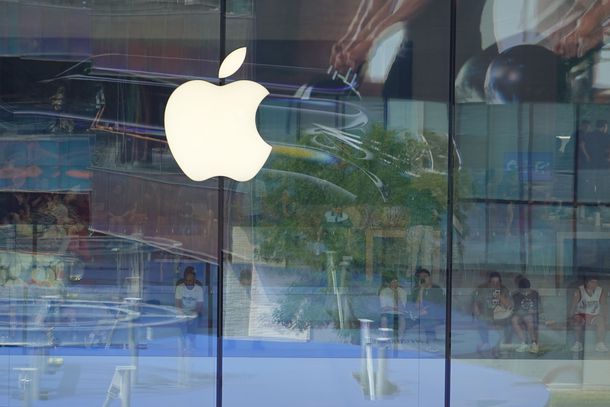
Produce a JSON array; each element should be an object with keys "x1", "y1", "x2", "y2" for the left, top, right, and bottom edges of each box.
[
  {"x1": 473, "y1": 272, "x2": 541, "y2": 354},
  {"x1": 376, "y1": 269, "x2": 609, "y2": 355},
  {"x1": 473, "y1": 272, "x2": 608, "y2": 355},
  {"x1": 379, "y1": 268, "x2": 445, "y2": 351}
]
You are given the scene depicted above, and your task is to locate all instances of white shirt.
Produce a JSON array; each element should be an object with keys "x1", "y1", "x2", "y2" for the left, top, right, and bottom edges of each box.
[
  {"x1": 380, "y1": 286, "x2": 407, "y2": 314},
  {"x1": 576, "y1": 285, "x2": 603, "y2": 316},
  {"x1": 175, "y1": 283, "x2": 204, "y2": 314}
]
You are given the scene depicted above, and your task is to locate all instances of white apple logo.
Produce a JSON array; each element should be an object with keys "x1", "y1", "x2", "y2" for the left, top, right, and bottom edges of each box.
[{"x1": 164, "y1": 47, "x2": 272, "y2": 182}]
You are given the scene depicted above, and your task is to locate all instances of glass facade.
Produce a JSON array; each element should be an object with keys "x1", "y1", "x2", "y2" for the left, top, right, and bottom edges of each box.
[{"x1": 1, "y1": 1, "x2": 610, "y2": 406}]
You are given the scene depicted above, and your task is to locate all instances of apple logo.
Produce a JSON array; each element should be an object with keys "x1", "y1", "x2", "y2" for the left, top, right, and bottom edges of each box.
[{"x1": 164, "y1": 47, "x2": 272, "y2": 182}]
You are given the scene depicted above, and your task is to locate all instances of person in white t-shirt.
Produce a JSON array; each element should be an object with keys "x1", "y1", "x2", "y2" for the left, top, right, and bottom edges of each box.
[
  {"x1": 175, "y1": 267, "x2": 204, "y2": 349},
  {"x1": 380, "y1": 278, "x2": 408, "y2": 341},
  {"x1": 570, "y1": 276, "x2": 608, "y2": 352}
]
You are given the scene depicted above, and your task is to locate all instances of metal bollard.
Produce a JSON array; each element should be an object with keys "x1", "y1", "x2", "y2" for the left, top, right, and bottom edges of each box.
[
  {"x1": 124, "y1": 297, "x2": 142, "y2": 384},
  {"x1": 376, "y1": 337, "x2": 391, "y2": 397},
  {"x1": 359, "y1": 319, "x2": 372, "y2": 379},
  {"x1": 358, "y1": 318, "x2": 375, "y2": 400},
  {"x1": 118, "y1": 366, "x2": 134, "y2": 407}
]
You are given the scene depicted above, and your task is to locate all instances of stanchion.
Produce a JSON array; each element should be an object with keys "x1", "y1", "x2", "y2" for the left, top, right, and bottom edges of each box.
[
  {"x1": 375, "y1": 337, "x2": 391, "y2": 396},
  {"x1": 358, "y1": 318, "x2": 375, "y2": 400},
  {"x1": 357, "y1": 321, "x2": 396, "y2": 399},
  {"x1": 123, "y1": 297, "x2": 141, "y2": 384},
  {"x1": 177, "y1": 314, "x2": 193, "y2": 386}
]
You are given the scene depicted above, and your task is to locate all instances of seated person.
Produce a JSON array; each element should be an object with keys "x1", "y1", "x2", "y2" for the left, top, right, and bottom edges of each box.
[
  {"x1": 415, "y1": 269, "x2": 445, "y2": 351},
  {"x1": 570, "y1": 276, "x2": 608, "y2": 352},
  {"x1": 379, "y1": 278, "x2": 407, "y2": 341},
  {"x1": 472, "y1": 271, "x2": 513, "y2": 353},
  {"x1": 511, "y1": 278, "x2": 540, "y2": 353},
  {"x1": 175, "y1": 267, "x2": 204, "y2": 349}
]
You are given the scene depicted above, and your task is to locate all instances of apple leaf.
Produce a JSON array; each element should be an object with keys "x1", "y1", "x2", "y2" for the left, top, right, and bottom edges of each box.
[{"x1": 219, "y1": 47, "x2": 247, "y2": 79}]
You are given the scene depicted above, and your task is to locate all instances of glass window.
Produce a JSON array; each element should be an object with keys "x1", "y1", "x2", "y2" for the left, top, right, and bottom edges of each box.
[
  {"x1": 224, "y1": 1, "x2": 450, "y2": 405},
  {"x1": 454, "y1": 1, "x2": 610, "y2": 406},
  {"x1": 0, "y1": 1, "x2": 220, "y2": 405},
  {"x1": 9, "y1": 0, "x2": 610, "y2": 406}
]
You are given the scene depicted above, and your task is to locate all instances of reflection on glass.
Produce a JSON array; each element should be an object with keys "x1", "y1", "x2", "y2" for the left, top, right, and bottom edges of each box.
[
  {"x1": 224, "y1": 0, "x2": 450, "y2": 405},
  {"x1": 10, "y1": 0, "x2": 610, "y2": 405},
  {"x1": 455, "y1": 1, "x2": 610, "y2": 406},
  {"x1": 0, "y1": 0, "x2": 219, "y2": 405}
]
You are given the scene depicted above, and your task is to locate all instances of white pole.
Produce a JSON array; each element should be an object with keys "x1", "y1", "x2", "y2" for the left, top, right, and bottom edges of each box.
[
  {"x1": 124, "y1": 297, "x2": 141, "y2": 384},
  {"x1": 358, "y1": 318, "x2": 375, "y2": 399},
  {"x1": 119, "y1": 366, "x2": 133, "y2": 407},
  {"x1": 365, "y1": 337, "x2": 375, "y2": 400},
  {"x1": 376, "y1": 337, "x2": 391, "y2": 396}
]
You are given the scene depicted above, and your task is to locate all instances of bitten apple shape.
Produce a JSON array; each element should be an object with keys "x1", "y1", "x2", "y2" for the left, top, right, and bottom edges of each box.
[{"x1": 164, "y1": 48, "x2": 272, "y2": 182}]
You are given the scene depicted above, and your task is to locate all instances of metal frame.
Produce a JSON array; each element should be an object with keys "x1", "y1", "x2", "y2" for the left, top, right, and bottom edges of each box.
[
  {"x1": 216, "y1": 1, "x2": 227, "y2": 406},
  {"x1": 212, "y1": 1, "x2": 458, "y2": 406},
  {"x1": 445, "y1": 1, "x2": 457, "y2": 406}
]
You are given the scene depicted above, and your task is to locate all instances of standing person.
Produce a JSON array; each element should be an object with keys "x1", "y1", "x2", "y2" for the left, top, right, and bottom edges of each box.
[
  {"x1": 415, "y1": 268, "x2": 445, "y2": 352},
  {"x1": 175, "y1": 266, "x2": 204, "y2": 350},
  {"x1": 380, "y1": 278, "x2": 408, "y2": 342},
  {"x1": 472, "y1": 272, "x2": 513, "y2": 354},
  {"x1": 570, "y1": 276, "x2": 608, "y2": 352},
  {"x1": 511, "y1": 278, "x2": 541, "y2": 353}
]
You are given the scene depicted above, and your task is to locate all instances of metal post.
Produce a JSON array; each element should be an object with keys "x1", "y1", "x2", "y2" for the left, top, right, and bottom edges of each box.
[
  {"x1": 358, "y1": 318, "x2": 375, "y2": 400},
  {"x1": 359, "y1": 318, "x2": 372, "y2": 387},
  {"x1": 445, "y1": 1, "x2": 458, "y2": 407},
  {"x1": 216, "y1": 5, "x2": 227, "y2": 405},
  {"x1": 120, "y1": 366, "x2": 133, "y2": 407},
  {"x1": 376, "y1": 337, "x2": 391, "y2": 396},
  {"x1": 124, "y1": 297, "x2": 141, "y2": 384}
]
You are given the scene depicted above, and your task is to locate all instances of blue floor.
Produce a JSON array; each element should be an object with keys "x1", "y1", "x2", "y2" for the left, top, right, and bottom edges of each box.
[{"x1": 0, "y1": 333, "x2": 550, "y2": 407}]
